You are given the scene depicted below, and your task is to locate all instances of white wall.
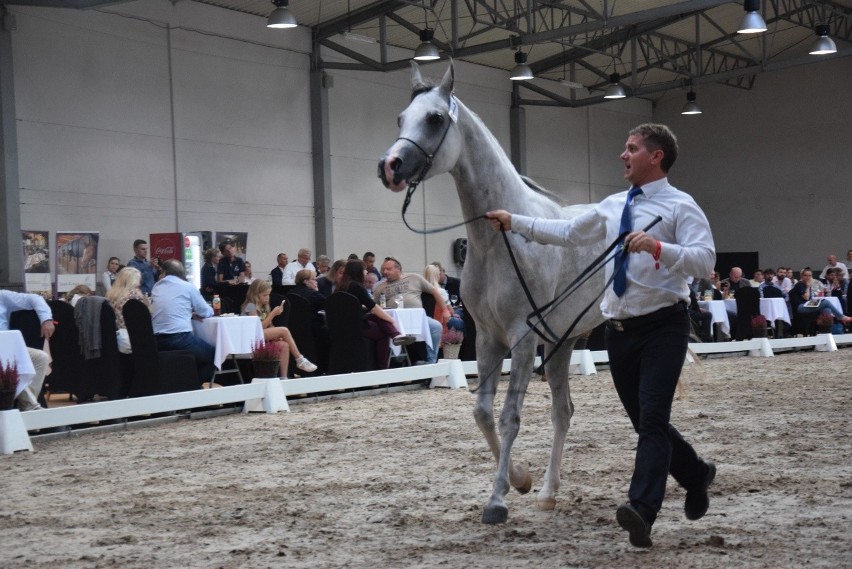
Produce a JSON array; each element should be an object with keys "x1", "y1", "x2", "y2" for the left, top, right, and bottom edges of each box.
[
  {"x1": 8, "y1": 0, "x2": 848, "y2": 283},
  {"x1": 653, "y1": 58, "x2": 852, "y2": 273}
]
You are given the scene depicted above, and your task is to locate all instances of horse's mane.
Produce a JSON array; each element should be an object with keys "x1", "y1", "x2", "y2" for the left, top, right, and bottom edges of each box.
[{"x1": 520, "y1": 175, "x2": 571, "y2": 207}]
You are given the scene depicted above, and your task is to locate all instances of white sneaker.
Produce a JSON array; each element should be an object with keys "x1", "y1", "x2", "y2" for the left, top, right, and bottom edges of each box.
[{"x1": 296, "y1": 357, "x2": 317, "y2": 373}]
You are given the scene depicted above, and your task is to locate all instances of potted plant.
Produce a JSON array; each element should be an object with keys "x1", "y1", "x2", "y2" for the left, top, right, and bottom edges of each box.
[
  {"x1": 750, "y1": 314, "x2": 768, "y2": 338},
  {"x1": 0, "y1": 361, "x2": 19, "y2": 410},
  {"x1": 251, "y1": 340, "x2": 282, "y2": 378},
  {"x1": 816, "y1": 310, "x2": 834, "y2": 334},
  {"x1": 441, "y1": 327, "x2": 464, "y2": 359}
]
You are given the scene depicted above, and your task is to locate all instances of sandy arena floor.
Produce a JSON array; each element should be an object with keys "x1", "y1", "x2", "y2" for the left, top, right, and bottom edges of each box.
[{"x1": 1, "y1": 348, "x2": 851, "y2": 568}]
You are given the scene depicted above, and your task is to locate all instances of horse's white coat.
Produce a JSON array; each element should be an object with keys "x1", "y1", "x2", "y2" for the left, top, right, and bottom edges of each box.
[{"x1": 380, "y1": 62, "x2": 606, "y2": 523}]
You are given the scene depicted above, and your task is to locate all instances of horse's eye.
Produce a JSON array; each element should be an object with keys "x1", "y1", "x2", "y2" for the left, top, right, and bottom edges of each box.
[{"x1": 427, "y1": 113, "x2": 444, "y2": 126}]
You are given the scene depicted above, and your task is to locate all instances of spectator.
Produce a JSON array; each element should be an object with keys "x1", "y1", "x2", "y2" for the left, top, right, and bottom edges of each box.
[
  {"x1": 749, "y1": 270, "x2": 763, "y2": 288},
  {"x1": 63, "y1": 284, "x2": 93, "y2": 307},
  {"x1": 791, "y1": 269, "x2": 851, "y2": 325},
  {"x1": 772, "y1": 267, "x2": 793, "y2": 299},
  {"x1": 337, "y1": 259, "x2": 411, "y2": 370},
  {"x1": 216, "y1": 239, "x2": 245, "y2": 284},
  {"x1": 363, "y1": 252, "x2": 381, "y2": 280},
  {"x1": 282, "y1": 248, "x2": 312, "y2": 286},
  {"x1": 365, "y1": 272, "x2": 379, "y2": 295},
  {"x1": 0, "y1": 290, "x2": 55, "y2": 411},
  {"x1": 151, "y1": 259, "x2": 216, "y2": 384},
  {"x1": 819, "y1": 255, "x2": 848, "y2": 281},
  {"x1": 425, "y1": 264, "x2": 451, "y2": 345},
  {"x1": 127, "y1": 239, "x2": 160, "y2": 296},
  {"x1": 270, "y1": 253, "x2": 289, "y2": 287},
  {"x1": 101, "y1": 257, "x2": 121, "y2": 293},
  {"x1": 106, "y1": 267, "x2": 148, "y2": 354},
  {"x1": 430, "y1": 261, "x2": 462, "y2": 302},
  {"x1": 241, "y1": 280, "x2": 317, "y2": 376},
  {"x1": 243, "y1": 261, "x2": 256, "y2": 285},
  {"x1": 290, "y1": 269, "x2": 326, "y2": 326},
  {"x1": 313, "y1": 255, "x2": 330, "y2": 277},
  {"x1": 317, "y1": 259, "x2": 345, "y2": 297},
  {"x1": 372, "y1": 256, "x2": 449, "y2": 364},
  {"x1": 200, "y1": 248, "x2": 221, "y2": 301},
  {"x1": 720, "y1": 267, "x2": 749, "y2": 297}
]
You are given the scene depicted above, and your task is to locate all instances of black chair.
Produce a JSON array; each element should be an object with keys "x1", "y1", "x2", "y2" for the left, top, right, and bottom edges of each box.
[
  {"x1": 458, "y1": 306, "x2": 477, "y2": 361},
  {"x1": 122, "y1": 299, "x2": 199, "y2": 396},
  {"x1": 98, "y1": 304, "x2": 133, "y2": 399},
  {"x1": 762, "y1": 285, "x2": 783, "y2": 298},
  {"x1": 421, "y1": 292, "x2": 436, "y2": 320},
  {"x1": 789, "y1": 293, "x2": 817, "y2": 337},
  {"x1": 286, "y1": 293, "x2": 322, "y2": 376},
  {"x1": 45, "y1": 300, "x2": 88, "y2": 401},
  {"x1": 325, "y1": 291, "x2": 376, "y2": 374},
  {"x1": 733, "y1": 287, "x2": 761, "y2": 340},
  {"x1": 9, "y1": 309, "x2": 43, "y2": 349},
  {"x1": 270, "y1": 293, "x2": 291, "y2": 327}
]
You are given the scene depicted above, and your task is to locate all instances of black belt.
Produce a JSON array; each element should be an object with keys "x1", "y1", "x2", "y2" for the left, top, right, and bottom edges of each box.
[
  {"x1": 155, "y1": 332, "x2": 188, "y2": 338},
  {"x1": 609, "y1": 301, "x2": 687, "y2": 332}
]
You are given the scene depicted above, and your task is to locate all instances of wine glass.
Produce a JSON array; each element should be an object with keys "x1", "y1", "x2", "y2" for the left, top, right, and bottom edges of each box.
[{"x1": 450, "y1": 294, "x2": 458, "y2": 307}]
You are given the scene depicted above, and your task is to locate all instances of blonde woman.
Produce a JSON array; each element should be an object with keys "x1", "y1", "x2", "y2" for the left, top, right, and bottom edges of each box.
[
  {"x1": 241, "y1": 280, "x2": 317, "y2": 376},
  {"x1": 424, "y1": 264, "x2": 450, "y2": 344},
  {"x1": 106, "y1": 267, "x2": 148, "y2": 353}
]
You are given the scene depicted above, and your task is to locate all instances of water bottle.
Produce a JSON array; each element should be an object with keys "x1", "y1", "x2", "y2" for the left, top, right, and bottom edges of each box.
[
  {"x1": 212, "y1": 294, "x2": 221, "y2": 316},
  {"x1": 395, "y1": 295, "x2": 404, "y2": 309},
  {"x1": 379, "y1": 293, "x2": 386, "y2": 308}
]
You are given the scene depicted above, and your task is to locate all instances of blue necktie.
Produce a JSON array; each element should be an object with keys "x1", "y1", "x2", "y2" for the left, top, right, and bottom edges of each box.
[{"x1": 613, "y1": 186, "x2": 643, "y2": 297}]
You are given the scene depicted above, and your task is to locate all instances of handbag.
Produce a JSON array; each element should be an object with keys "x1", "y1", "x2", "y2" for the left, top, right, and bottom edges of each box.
[{"x1": 116, "y1": 328, "x2": 132, "y2": 354}]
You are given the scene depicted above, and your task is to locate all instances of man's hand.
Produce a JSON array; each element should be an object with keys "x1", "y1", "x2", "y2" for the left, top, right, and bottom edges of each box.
[
  {"x1": 41, "y1": 320, "x2": 55, "y2": 339},
  {"x1": 485, "y1": 210, "x2": 512, "y2": 232},
  {"x1": 623, "y1": 231, "x2": 658, "y2": 255}
]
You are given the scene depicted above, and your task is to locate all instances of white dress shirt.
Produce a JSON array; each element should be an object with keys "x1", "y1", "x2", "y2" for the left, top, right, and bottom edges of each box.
[
  {"x1": 281, "y1": 260, "x2": 311, "y2": 286},
  {"x1": 151, "y1": 275, "x2": 213, "y2": 334},
  {"x1": 511, "y1": 177, "x2": 716, "y2": 320}
]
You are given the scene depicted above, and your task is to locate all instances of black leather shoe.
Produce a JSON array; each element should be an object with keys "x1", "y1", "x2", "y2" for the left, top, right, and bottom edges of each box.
[
  {"x1": 616, "y1": 503, "x2": 652, "y2": 548},
  {"x1": 684, "y1": 460, "x2": 716, "y2": 521}
]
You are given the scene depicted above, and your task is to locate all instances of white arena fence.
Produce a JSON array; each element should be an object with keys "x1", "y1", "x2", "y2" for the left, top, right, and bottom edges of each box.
[{"x1": 2, "y1": 333, "x2": 850, "y2": 454}]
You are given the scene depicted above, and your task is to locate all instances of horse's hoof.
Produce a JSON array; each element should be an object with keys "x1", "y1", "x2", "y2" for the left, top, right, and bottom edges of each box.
[
  {"x1": 482, "y1": 505, "x2": 509, "y2": 524},
  {"x1": 514, "y1": 472, "x2": 532, "y2": 495},
  {"x1": 535, "y1": 497, "x2": 557, "y2": 511}
]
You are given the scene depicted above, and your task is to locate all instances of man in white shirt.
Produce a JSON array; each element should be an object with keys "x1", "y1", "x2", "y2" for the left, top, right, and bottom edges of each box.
[
  {"x1": 486, "y1": 123, "x2": 716, "y2": 548},
  {"x1": 282, "y1": 248, "x2": 312, "y2": 286},
  {"x1": 772, "y1": 267, "x2": 793, "y2": 299},
  {"x1": 0, "y1": 290, "x2": 54, "y2": 411},
  {"x1": 152, "y1": 259, "x2": 215, "y2": 384},
  {"x1": 818, "y1": 255, "x2": 848, "y2": 281}
]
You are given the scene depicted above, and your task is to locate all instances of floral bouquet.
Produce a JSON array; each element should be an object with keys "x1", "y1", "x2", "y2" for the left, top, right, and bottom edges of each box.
[
  {"x1": 816, "y1": 310, "x2": 834, "y2": 331},
  {"x1": 750, "y1": 314, "x2": 767, "y2": 328},
  {"x1": 251, "y1": 339, "x2": 282, "y2": 361},
  {"x1": 0, "y1": 360, "x2": 20, "y2": 410},
  {"x1": 442, "y1": 328, "x2": 464, "y2": 359}
]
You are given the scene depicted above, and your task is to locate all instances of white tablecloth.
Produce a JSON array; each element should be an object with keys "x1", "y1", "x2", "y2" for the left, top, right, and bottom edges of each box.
[
  {"x1": 192, "y1": 316, "x2": 264, "y2": 370},
  {"x1": 699, "y1": 298, "x2": 792, "y2": 338},
  {"x1": 386, "y1": 308, "x2": 432, "y2": 355},
  {"x1": 0, "y1": 330, "x2": 37, "y2": 397}
]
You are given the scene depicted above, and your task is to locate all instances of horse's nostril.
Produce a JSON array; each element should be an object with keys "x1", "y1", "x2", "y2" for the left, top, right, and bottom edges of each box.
[{"x1": 390, "y1": 157, "x2": 402, "y2": 172}]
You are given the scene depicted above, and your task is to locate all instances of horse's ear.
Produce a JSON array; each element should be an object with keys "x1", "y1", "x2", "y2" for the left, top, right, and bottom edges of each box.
[
  {"x1": 410, "y1": 61, "x2": 427, "y2": 91},
  {"x1": 439, "y1": 59, "x2": 455, "y2": 94}
]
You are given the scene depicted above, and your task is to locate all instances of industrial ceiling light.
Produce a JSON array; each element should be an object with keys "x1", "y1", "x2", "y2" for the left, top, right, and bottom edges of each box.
[
  {"x1": 413, "y1": 28, "x2": 441, "y2": 61},
  {"x1": 681, "y1": 90, "x2": 702, "y2": 115},
  {"x1": 509, "y1": 50, "x2": 534, "y2": 81},
  {"x1": 603, "y1": 73, "x2": 626, "y2": 98},
  {"x1": 267, "y1": 0, "x2": 297, "y2": 29},
  {"x1": 738, "y1": 0, "x2": 767, "y2": 34},
  {"x1": 809, "y1": 24, "x2": 837, "y2": 55}
]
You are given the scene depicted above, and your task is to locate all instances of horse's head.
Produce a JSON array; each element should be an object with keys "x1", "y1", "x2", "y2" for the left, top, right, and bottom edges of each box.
[{"x1": 378, "y1": 61, "x2": 461, "y2": 192}]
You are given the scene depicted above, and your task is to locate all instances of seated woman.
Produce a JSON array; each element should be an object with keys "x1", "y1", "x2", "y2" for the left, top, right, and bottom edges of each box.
[
  {"x1": 242, "y1": 261, "x2": 256, "y2": 285},
  {"x1": 101, "y1": 256, "x2": 121, "y2": 293},
  {"x1": 106, "y1": 267, "x2": 148, "y2": 353},
  {"x1": 290, "y1": 269, "x2": 326, "y2": 326},
  {"x1": 792, "y1": 268, "x2": 852, "y2": 325},
  {"x1": 337, "y1": 259, "x2": 412, "y2": 370},
  {"x1": 200, "y1": 248, "x2": 221, "y2": 301},
  {"x1": 241, "y1": 280, "x2": 317, "y2": 376},
  {"x1": 424, "y1": 264, "x2": 451, "y2": 344}
]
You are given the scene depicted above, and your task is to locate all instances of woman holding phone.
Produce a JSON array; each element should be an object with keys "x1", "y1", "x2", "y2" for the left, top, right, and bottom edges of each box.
[{"x1": 241, "y1": 280, "x2": 317, "y2": 376}]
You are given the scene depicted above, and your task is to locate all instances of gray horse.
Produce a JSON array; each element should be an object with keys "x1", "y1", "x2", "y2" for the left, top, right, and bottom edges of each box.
[{"x1": 379, "y1": 61, "x2": 606, "y2": 524}]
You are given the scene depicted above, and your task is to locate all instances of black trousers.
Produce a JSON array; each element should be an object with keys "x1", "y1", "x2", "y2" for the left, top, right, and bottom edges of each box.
[{"x1": 605, "y1": 304, "x2": 706, "y2": 525}]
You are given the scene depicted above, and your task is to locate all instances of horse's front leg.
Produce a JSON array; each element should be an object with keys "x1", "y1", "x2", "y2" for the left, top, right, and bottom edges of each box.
[
  {"x1": 536, "y1": 342, "x2": 575, "y2": 511},
  {"x1": 480, "y1": 337, "x2": 536, "y2": 524}
]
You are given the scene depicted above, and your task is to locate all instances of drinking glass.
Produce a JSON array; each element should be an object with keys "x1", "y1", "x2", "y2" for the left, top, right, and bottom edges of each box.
[{"x1": 450, "y1": 294, "x2": 458, "y2": 307}]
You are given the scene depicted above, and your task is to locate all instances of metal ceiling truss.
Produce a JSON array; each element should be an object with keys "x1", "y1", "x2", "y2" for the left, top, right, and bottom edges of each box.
[{"x1": 314, "y1": 0, "x2": 849, "y2": 106}]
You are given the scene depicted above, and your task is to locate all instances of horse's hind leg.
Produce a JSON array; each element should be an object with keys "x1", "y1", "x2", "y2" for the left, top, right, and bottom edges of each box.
[{"x1": 536, "y1": 344, "x2": 575, "y2": 511}]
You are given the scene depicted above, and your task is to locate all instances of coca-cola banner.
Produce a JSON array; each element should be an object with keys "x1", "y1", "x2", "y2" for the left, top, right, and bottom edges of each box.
[
  {"x1": 149, "y1": 233, "x2": 182, "y2": 263},
  {"x1": 214, "y1": 232, "x2": 247, "y2": 260},
  {"x1": 55, "y1": 232, "x2": 99, "y2": 294},
  {"x1": 21, "y1": 230, "x2": 51, "y2": 295}
]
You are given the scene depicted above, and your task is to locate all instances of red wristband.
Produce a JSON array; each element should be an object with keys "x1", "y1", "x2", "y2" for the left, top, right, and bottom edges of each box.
[{"x1": 653, "y1": 240, "x2": 662, "y2": 270}]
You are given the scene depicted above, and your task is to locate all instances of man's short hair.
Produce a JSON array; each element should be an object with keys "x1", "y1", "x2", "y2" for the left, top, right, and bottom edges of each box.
[
  {"x1": 430, "y1": 261, "x2": 445, "y2": 272},
  {"x1": 161, "y1": 258, "x2": 186, "y2": 279},
  {"x1": 133, "y1": 239, "x2": 147, "y2": 249},
  {"x1": 363, "y1": 251, "x2": 375, "y2": 260},
  {"x1": 384, "y1": 256, "x2": 402, "y2": 270},
  {"x1": 218, "y1": 239, "x2": 233, "y2": 254},
  {"x1": 629, "y1": 123, "x2": 678, "y2": 173},
  {"x1": 277, "y1": 253, "x2": 287, "y2": 262}
]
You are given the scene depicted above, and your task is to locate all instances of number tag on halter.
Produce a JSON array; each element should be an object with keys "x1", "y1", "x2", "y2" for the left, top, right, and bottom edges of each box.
[{"x1": 448, "y1": 95, "x2": 458, "y2": 123}]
